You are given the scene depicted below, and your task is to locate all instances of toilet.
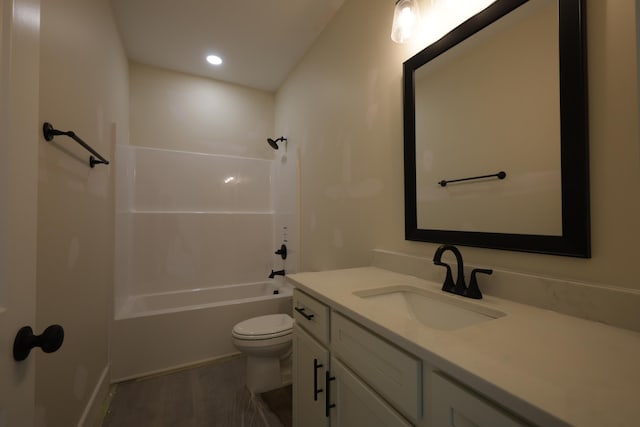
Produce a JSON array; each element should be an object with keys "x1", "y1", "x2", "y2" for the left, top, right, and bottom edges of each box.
[{"x1": 232, "y1": 313, "x2": 294, "y2": 393}]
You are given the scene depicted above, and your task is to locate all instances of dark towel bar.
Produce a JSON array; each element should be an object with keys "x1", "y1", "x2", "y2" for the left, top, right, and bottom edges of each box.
[
  {"x1": 438, "y1": 171, "x2": 506, "y2": 187},
  {"x1": 42, "y1": 122, "x2": 109, "y2": 168}
]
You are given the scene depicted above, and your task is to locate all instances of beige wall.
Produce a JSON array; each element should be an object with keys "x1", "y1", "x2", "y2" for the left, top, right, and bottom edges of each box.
[
  {"x1": 37, "y1": 0, "x2": 128, "y2": 425},
  {"x1": 129, "y1": 62, "x2": 274, "y2": 158},
  {"x1": 276, "y1": 0, "x2": 640, "y2": 292}
]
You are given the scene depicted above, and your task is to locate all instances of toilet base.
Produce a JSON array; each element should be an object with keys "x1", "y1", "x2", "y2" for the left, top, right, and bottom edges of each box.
[{"x1": 245, "y1": 354, "x2": 292, "y2": 394}]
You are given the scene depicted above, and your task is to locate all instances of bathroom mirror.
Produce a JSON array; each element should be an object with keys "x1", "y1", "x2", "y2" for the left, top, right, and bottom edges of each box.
[{"x1": 403, "y1": 0, "x2": 590, "y2": 257}]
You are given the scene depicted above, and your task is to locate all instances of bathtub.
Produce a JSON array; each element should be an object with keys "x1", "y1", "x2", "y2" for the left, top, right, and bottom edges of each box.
[
  {"x1": 110, "y1": 281, "x2": 293, "y2": 381},
  {"x1": 117, "y1": 281, "x2": 292, "y2": 319}
]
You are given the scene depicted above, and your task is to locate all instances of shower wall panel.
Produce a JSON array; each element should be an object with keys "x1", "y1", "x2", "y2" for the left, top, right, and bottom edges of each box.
[
  {"x1": 130, "y1": 212, "x2": 272, "y2": 295},
  {"x1": 115, "y1": 146, "x2": 274, "y2": 305},
  {"x1": 133, "y1": 147, "x2": 271, "y2": 212}
]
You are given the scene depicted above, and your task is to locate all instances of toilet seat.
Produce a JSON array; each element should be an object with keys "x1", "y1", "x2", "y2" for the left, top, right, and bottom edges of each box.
[
  {"x1": 232, "y1": 313, "x2": 293, "y2": 341},
  {"x1": 232, "y1": 329, "x2": 292, "y2": 341}
]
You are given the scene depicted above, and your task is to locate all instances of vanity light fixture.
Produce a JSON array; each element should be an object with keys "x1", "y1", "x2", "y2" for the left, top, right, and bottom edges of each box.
[
  {"x1": 206, "y1": 54, "x2": 223, "y2": 65},
  {"x1": 391, "y1": 0, "x2": 421, "y2": 44}
]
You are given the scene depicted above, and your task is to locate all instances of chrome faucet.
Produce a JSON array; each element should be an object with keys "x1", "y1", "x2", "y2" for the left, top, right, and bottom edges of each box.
[
  {"x1": 269, "y1": 269, "x2": 285, "y2": 279},
  {"x1": 432, "y1": 244, "x2": 492, "y2": 300}
]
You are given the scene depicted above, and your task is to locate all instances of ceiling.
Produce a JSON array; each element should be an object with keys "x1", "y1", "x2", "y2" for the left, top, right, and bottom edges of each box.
[{"x1": 110, "y1": 0, "x2": 346, "y2": 92}]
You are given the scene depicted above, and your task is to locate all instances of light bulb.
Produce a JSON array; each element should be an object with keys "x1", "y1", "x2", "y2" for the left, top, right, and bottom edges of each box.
[
  {"x1": 391, "y1": 0, "x2": 421, "y2": 44},
  {"x1": 206, "y1": 55, "x2": 223, "y2": 65}
]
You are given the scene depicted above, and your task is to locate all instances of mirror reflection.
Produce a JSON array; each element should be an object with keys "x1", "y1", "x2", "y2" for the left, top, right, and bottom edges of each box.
[
  {"x1": 403, "y1": 0, "x2": 590, "y2": 257},
  {"x1": 415, "y1": 0, "x2": 561, "y2": 235}
]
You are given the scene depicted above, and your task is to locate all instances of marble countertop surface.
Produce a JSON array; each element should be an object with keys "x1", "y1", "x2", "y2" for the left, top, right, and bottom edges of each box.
[{"x1": 287, "y1": 267, "x2": 640, "y2": 427}]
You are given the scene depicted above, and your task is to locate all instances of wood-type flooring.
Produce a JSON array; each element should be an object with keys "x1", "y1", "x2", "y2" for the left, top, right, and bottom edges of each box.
[{"x1": 102, "y1": 356, "x2": 292, "y2": 427}]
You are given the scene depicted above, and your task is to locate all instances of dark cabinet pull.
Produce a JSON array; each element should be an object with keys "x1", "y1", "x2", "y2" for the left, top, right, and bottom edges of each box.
[
  {"x1": 294, "y1": 306, "x2": 315, "y2": 320},
  {"x1": 313, "y1": 359, "x2": 323, "y2": 401},
  {"x1": 325, "y1": 371, "x2": 336, "y2": 417},
  {"x1": 13, "y1": 325, "x2": 64, "y2": 361}
]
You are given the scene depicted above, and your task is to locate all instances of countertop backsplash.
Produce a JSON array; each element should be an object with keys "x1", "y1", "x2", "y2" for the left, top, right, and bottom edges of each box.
[{"x1": 371, "y1": 249, "x2": 640, "y2": 333}]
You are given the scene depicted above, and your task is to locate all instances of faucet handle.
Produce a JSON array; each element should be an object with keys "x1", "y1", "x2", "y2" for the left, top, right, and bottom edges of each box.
[
  {"x1": 275, "y1": 244, "x2": 287, "y2": 260},
  {"x1": 466, "y1": 268, "x2": 492, "y2": 299},
  {"x1": 434, "y1": 260, "x2": 455, "y2": 293}
]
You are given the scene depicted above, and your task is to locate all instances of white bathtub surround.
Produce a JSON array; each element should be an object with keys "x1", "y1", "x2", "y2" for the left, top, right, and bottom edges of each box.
[
  {"x1": 112, "y1": 144, "x2": 299, "y2": 379},
  {"x1": 271, "y1": 145, "x2": 301, "y2": 277},
  {"x1": 115, "y1": 146, "x2": 276, "y2": 301},
  {"x1": 132, "y1": 147, "x2": 272, "y2": 212},
  {"x1": 128, "y1": 211, "x2": 273, "y2": 295},
  {"x1": 372, "y1": 249, "x2": 640, "y2": 333}
]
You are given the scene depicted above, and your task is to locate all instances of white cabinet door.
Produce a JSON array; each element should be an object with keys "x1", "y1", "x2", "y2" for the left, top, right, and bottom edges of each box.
[
  {"x1": 329, "y1": 357, "x2": 413, "y2": 427},
  {"x1": 430, "y1": 373, "x2": 527, "y2": 427},
  {"x1": 331, "y1": 312, "x2": 422, "y2": 421},
  {"x1": 293, "y1": 323, "x2": 330, "y2": 427}
]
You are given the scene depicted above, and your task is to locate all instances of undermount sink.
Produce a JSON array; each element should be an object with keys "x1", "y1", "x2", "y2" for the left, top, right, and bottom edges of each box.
[{"x1": 353, "y1": 285, "x2": 505, "y2": 331}]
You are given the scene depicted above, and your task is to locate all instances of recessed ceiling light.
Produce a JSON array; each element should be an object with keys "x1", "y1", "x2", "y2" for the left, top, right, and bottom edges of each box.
[{"x1": 206, "y1": 55, "x2": 223, "y2": 65}]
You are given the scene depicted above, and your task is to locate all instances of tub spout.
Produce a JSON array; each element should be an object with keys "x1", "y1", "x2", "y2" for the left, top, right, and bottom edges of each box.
[{"x1": 269, "y1": 269, "x2": 285, "y2": 279}]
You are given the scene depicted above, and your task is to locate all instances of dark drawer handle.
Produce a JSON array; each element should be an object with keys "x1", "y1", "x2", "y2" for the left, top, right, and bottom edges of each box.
[
  {"x1": 294, "y1": 306, "x2": 315, "y2": 320},
  {"x1": 313, "y1": 358, "x2": 323, "y2": 401},
  {"x1": 325, "y1": 371, "x2": 336, "y2": 417}
]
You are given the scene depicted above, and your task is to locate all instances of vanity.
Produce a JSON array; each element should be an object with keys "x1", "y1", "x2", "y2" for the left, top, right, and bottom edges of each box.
[
  {"x1": 289, "y1": 0, "x2": 638, "y2": 425},
  {"x1": 288, "y1": 266, "x2": 640, "y2": 427}
]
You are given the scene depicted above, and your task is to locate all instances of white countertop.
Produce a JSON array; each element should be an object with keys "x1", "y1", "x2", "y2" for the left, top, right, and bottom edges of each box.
[{"x1": 287, "y1": 267, "x2": 640, "y2": 427}]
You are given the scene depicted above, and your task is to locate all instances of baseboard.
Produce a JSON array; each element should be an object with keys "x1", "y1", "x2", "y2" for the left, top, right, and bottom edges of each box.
[
  {"x1": 111, "y1": 352, "x2": 242, "y2": 383},
  {"x1": 77, "y1": 364, "x2": 110, "y2": 427}
]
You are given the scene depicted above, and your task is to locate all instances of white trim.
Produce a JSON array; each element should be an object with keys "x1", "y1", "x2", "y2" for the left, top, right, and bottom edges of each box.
[
  {"x1": 77, "y1": 364, "x2": 110, "y2": 427},
  {"x1": 0, "y1": 0, "x2": 40, "y2": 423},
  {"x1": 111, "y1": 352, "x2": 242, "y2": 384}
]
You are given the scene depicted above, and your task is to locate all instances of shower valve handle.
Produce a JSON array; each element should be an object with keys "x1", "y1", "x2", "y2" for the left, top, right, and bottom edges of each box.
[{"x1": 275, "y1": 244, "x2": 287, "y2": 260}]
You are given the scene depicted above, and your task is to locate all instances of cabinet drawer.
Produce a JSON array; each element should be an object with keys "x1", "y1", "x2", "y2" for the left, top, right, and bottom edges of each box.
[
  {"x1": 293, "y1": 289, "x2": 330, "y2": 345},
  {"x1": 430, "y1": 372, "x2": 528, "y2": 427},
  {"x1": 331, "y1": 312, "x2": 422, "y2": 421}
]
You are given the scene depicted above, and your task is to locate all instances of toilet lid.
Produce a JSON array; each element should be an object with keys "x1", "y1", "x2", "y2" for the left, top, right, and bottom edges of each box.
[{"x1": 232, "y1": 313, "x2": 293, "y2": 338}]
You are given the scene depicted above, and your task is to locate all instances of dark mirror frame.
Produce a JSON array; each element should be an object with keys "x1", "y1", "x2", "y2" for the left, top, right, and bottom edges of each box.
[{"x1": 403, "y1": 0, "x2": 590, "y2": 258}]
